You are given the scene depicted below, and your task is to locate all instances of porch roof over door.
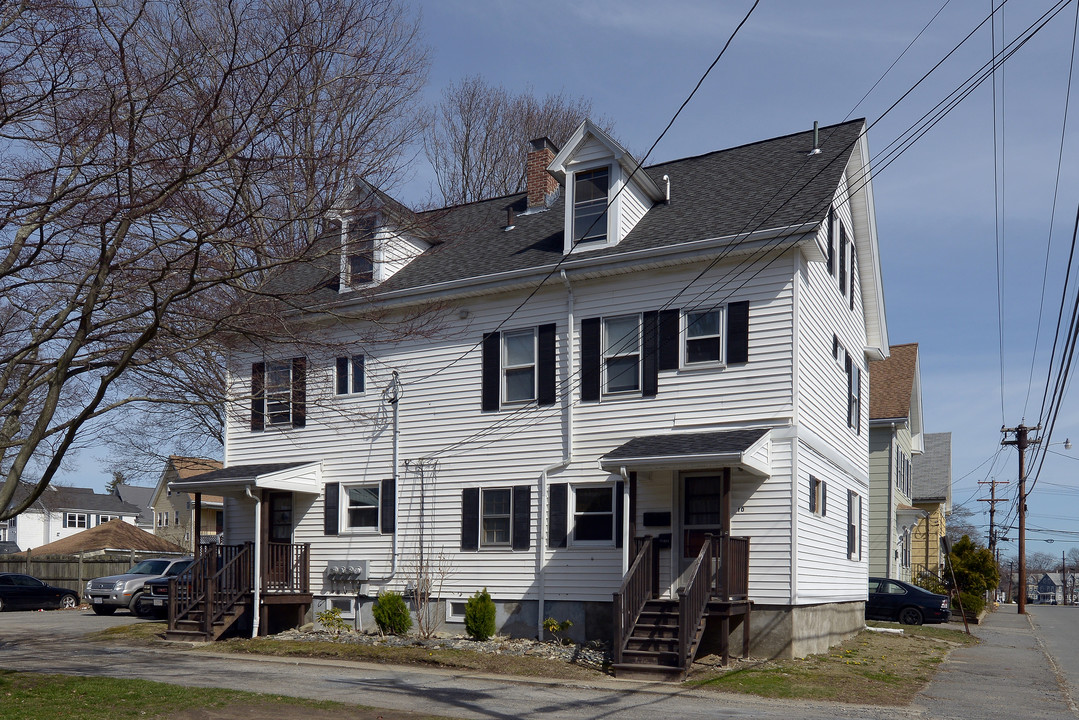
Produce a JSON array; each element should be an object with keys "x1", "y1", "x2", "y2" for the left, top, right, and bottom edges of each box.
[
  {"x1": 167, "y1": 461, "x2": 323, "y2": 498},
  {"x1": 599, "y1": 428, "x2": 771, "y2": 477}
]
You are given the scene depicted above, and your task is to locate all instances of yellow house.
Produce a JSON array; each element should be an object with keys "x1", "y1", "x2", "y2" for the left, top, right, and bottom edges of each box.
[
  {"x1": 150, "y1": 456, "x2": 224, "y2": 552},
  {"x1": 910, "y1": 432, "x2": 951, "y2": 580}
]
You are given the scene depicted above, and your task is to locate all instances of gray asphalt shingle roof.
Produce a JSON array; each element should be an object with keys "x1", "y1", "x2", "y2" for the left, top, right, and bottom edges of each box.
[
  {"x1": 602, "y1": 428, "x2": 769, "y2": 461},
  {"x1": 174, "y1": 462, "x2": 312, "y2": 485},
  {"x1": 274, "y1": 120, "x2": 864, "y2": 304}
]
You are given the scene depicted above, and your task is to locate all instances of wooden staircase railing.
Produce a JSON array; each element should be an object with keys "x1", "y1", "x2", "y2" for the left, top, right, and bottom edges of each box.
[
  {"x1": 613, "y1": 535, "x2": 654, "y2": 665},
  {"x1": 677, "y1": 534, "x2": 720, "y2": 669},
  {"x1": 168, "y1": 543, "x2": 253, "y2": 638}
]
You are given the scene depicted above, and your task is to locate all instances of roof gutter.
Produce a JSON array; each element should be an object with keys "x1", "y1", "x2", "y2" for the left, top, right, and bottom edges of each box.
[{"x1": 316, "y1": 222, "x2": 819, "y2": 314}]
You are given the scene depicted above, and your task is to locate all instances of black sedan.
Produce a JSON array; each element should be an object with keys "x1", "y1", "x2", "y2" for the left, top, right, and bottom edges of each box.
[
  {"x1": 866, "y1": 577, "x2": 951, "y2": 625},
  {"x1": 0, "y1": 573, "x2": 79, "y2": 611}
]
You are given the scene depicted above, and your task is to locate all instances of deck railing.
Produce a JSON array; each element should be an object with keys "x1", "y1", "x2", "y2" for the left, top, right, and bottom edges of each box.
[
  {"x1": 264, "y1": 542, "x2": 310, "y2": 593},
  {"x1": 168, "y1": 543, "x2": 252, "y2": 631},
  {"x1": 613, "y1": 535, "x2": 654, "y2": 665}
]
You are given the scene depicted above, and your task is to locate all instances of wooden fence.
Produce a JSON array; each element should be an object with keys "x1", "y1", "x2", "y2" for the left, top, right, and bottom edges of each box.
[{"x1": 0, "y1": 550, "x2": 188, "y2": 597}]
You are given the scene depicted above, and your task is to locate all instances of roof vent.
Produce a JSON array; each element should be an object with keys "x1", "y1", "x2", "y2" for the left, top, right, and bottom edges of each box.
[{"x1": 808, "y1": 121, "x2": 822, "y2": 156}]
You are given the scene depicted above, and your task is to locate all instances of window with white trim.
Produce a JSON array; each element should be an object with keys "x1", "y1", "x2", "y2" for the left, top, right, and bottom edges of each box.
[
  {"x1": 97, "y1": 515, "x2": 120, "y2": 525},
  {"x1": 573, "y1": 168, "x2": 609, "y2": 243},
  {"x1": 809, "y1": 476, "x2": 826, "y2": 516},
  {"x1": 481, "y1": 488, "x2": 512, "y2": 546},
  {"x1": 503, "y1": 328, "x2": 536, "y2": 403},
  {"x1": 265, "y1": 360, "x2": 293, "y2": 426},
  {"x1": 572, "y1": 486, "x2": 615, "y2": 544},
  {"x1": 344, "y1": 215, "x2": 376, "y2": 286},
  {"x1": 684, "y1": 308, "x2": 723, "y2": 365},
  {"x1": 603, "y1": 315, "x2": 641, "y2": 393},
  {"x1": 64, "y1": 512, "x2": 87, "y2": 528},
  {"x1": 343, "y1": 483, "x2": 379, "y2": 530},
  {"x1": 846, "y1": 352, "x2": 861, "y2": 433},
  {"x1": 848, "y1": 491, "x2": 862, "y2": 560},
  {"x1": 335, "y1": 355, "x2": 365, "y2": 395}
]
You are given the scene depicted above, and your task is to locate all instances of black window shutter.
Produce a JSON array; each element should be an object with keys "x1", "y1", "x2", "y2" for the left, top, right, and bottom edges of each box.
[
  {"x1": 658, "y1": 309, "x2": 680, "y2": 371},
  {"x1": 461, "y1": 488, "x2": 479, "y2": 550},
  {"x1": 642, "y1": 311, "x2": 658, "y2": 397},
  {"x1": 335, "y1": 357, "x2": 349, "y2": 395},
  {"x1": 537, "y1": 323, "x2": 556, "y2": 406},
  {"x1": 291, "y1": 357, "x2": 306, "y2": 428},
  {"x1": 615, "y1": 480, "x2": 625, "y2": 548},
  {"x1": 481, "y1": 332, "x2": 501, "y2": 412},
  {"x1": 850, "y1": 251, "x2": 857, "y2": 311},
  {"x1": 548, "y1": 483, "x2": 568, "y2": 548},
  {"x1": 727, "y1": 301, "x2": 750, "y2": 364},
  {"x1": 847, "y1": 490, "x2": 854, "y2": 557},
  {"x1": 839, "y1": 224, "x2": 847, "y2": 294},
  {"x1": 809, "y1": 477, "x2": 816, "y2": 513},
  {"x1": 324, "y1": 483, "x2": 339, "y2": 536},
  {"x1": 251, "y1": 362, "x2": 265, "y2": 431},
  {"x1": 822, "y1": 482, "x2": 827, "y2": 517},
  {"x1": 380, "y1": 478, "x2": 395, "y2": 534},
  {"x1": 512, "y1": 485, "x2": 531, "y2": 550},
  {"x1": 827, "y1": 207, "x2": 836, "y2": 275},
  {"x1": 581, "y1": 317, "x2": 601, "y2": 401},
  {"x1": 62, "y1": 514, "x2": 68, "y2": 529},
  {"x1": 845, "y1": 352, "x2": 853, "y2": 427}
]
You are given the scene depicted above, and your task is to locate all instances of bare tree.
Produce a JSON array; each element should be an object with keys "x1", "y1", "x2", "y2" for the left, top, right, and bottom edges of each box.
[
  {"x1": 0, "y1": 0, "x2": 430, "y2": 517},
  {"x1": 424, "y1": 76, "x2": 614, "y2": 205},
  {"x1": 945, "y1": 504, "x2": 980, "y2": 546}
]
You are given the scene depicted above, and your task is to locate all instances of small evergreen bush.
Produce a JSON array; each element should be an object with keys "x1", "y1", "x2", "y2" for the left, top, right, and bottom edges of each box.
[
  {"x1": 464, "y1": 587, "x2": 496, "y2": 641},
  {"x1": 316, "y1": 606, "x2": 351, "y2": 634},
  {"x1": 372, "y1": 591, "x2": 412, "y2": 635}
]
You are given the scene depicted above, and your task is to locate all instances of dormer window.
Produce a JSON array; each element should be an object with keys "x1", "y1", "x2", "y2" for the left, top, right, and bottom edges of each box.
[
  {"x1": 573, "y1": 168, "x2": 609, "y2": 243},
  {"x1": 344, "y1": 216, "x2": 376, "y2": 286}
]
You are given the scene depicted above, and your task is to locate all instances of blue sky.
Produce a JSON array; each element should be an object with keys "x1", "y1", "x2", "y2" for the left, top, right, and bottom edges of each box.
[{"x1": 68, "y1": 0, "x2": 1079, "y2": 561}]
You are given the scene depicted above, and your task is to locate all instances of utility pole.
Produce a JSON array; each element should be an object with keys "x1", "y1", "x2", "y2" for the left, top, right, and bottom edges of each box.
[
  {"x1": 1002, "y1": 423, "x2": 1040, "y2": 614},
  {"x1": 978, "y1": 475, "x2": 1008, "y2": 554}
]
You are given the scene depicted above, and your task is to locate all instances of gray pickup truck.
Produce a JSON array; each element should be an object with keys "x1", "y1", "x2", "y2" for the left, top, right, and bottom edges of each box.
[{"x1": 84, "y1": 556, "x2": 193, "y2": 615}]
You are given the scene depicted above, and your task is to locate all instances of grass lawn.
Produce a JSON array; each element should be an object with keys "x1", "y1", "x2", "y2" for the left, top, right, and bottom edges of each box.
[
  {"x1": 686, "y1": 622, "x2": 978, "y2": 705},
  {"x1": 0, "y1": 670, "x2": 460, "y2": 720}
]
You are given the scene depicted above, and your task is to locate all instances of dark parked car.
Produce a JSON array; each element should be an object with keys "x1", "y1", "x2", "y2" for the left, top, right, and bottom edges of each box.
[
  {"x1": 0, "y1": 573, "x2": 79, "y2": 611},
  {"x1": 867, "y1": 577, "x2": 951, "y2": 625}
]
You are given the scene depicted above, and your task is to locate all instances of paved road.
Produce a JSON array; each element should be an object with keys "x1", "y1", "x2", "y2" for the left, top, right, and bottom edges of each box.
[
  {"x1": 1028, "y1": 605, "x2": 1079, "y2": 714},
  {"x1": 0, "y1": 608, "x2": 1077, "y2": 719}
]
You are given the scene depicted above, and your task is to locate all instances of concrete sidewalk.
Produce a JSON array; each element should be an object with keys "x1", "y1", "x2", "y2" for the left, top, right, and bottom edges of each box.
[{"x1": 911, "y1": 610, "x2": 1077, "y2": 719}]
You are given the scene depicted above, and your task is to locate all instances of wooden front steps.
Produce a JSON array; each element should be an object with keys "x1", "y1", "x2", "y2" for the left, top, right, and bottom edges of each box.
[
  {"x1": 165, "y1": 600, "x2": 249, "y2": 642},
  {"x1": 612, "y1": 599, "x2": 693, "y2": 680}
]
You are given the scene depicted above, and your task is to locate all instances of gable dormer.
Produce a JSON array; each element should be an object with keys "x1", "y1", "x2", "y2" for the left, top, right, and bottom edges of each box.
[
  {"x1": 546, "y1": 120, "x2": 665, "y2": 255},
  {"x1": 328, "y1": 179, "x2": 433, "y2": 292}
]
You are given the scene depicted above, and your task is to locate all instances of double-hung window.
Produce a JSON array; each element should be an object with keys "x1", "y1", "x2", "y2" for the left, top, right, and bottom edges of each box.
[
  {"x1": 847, "y1": 491, "x2": 862, "y2": 560},
  {"x1": 503, "y1": 329, "x2": 536, "y2": 403},
  {"x1": 572, "y1": 486, "x2": 615, "y2": 544},
  {"x1": 265, "y1": 361, "x2": 293, "y2": 426},
  {"x1": 481, "y1": 488, "x2": 512, "y2": 546},
  {"x1": 846, "y1": 352, "x2": 861, "y2": 432},
  {"x1": 684, "y1": 309, "x2": 723, "y2": 365},
  {"x1": 345, "y1": 216, "x2": 376, "y2": 285},
  {"x1": 64, "y1": 513, "x2": 87, "y2": 529},
  {"x1": 344, "y1": 484, "x2": 379, "y2": 530},
  {"x1": 603, "y1": 315, "x2": 641, "y2": 393},
  {"x1": 335, "y1": 355, "x2": 365, "y2": 395},
  {"x1": 573, "y1": 168, "x2": 609, "y2": 243}
]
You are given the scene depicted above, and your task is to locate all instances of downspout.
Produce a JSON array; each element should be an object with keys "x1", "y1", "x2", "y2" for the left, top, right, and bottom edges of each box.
[
  {"x1": 244, "y1": 485, "x2": 261, "y2": 638},
  {"x1": 886, "y1": 427, "x2": 894, "y2": 579},
  {"x1": 537, "y1": 276, "x2": 576, "y2": 640},
  {"x1": 370, "y1": 371, "x2": 402, "y2": 583},
  {"x1": 619, "y1": 466, "x2": 630, "y2": 576}
]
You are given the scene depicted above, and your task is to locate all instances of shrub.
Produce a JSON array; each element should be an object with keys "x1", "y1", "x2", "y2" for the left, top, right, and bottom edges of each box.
[
  {"x1": 372, "y1": 591, "x2": 412, "y2": 636},
  {"x1": 316, "y1": 606, "x2": 351, "y2": 635},
  {"x1": 465, "y1": 588, "x2": 496, "y2": 641},
  {"x1": 956, "y1": 590, "x2": 985, "y2": 619},
  {"x1": 543, "y1": 616, "x2": 573, "y2": 645}
]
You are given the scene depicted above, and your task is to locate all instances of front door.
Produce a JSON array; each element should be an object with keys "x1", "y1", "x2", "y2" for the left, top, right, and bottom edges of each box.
[
  {"x1": 676, "y1": 469, "x2": 731, "y2": 587},
  {"x1": 265, "y1": 491, "x2": 293, "y2": 590}
]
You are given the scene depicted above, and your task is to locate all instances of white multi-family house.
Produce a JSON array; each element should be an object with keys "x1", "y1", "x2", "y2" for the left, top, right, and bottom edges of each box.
[
  {"x1": 2, "y1": 483, "x2": 141, "y2": 551},
  {"x1": 170, "y1": 119, "x2": 889, "y2": 673}
]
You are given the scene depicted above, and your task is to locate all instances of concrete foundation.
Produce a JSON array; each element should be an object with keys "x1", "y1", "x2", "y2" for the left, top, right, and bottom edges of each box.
[{"x1": 703, "y1": 600, "x2": 864, "y2": 660}]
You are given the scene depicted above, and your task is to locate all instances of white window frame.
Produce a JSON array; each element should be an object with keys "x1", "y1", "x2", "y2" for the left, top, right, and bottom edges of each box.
[
  {"x1": 265, "y1": 360, "x2": 293, "y2": 427},
  {"x1": 480, "y1": 487, "x2": 512, "y2": 547},
  {"x1": 848, "y1": 491, "x2": 862, "y2": 560},
  {"x1": 341, "y1": 482, "x2": 380, "y2": 532},
  {"x1": 571, "y1": 485, "x2": 616, "y2": 546},
  {"x1": 602, "y1": 314, "x2": 641, "y2": 395},
  {"x1": 572, "y1": 166, "x2": 610, "y2": 244},
  {"x1": 335, "y1": 355, "x2": 365, "y2": 396},
  {"x1": 342, "y1": 215, "x2": 377, "y2": 287},
  {"x1": 809, "y1": 476, "x2": 824, "y2": 516},
  {"x1": 502, "y1": 328, "x2": 537, "y2": 404},
  {"x1": 683, "y1": 307, "x2": 725, "y2": 367},
  {"x1": 97, "y1": 515, "x2": 120, "y2": 525},
  {"x1": 446, "y1": 599, "x2": 468, "y2": 623},
  {"x1": 65, "y1": 512, "x2": 87, "y2": 529}
]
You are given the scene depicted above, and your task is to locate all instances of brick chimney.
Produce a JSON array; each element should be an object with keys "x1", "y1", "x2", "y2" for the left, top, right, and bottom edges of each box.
[{"x1": 526, "y1": 137, "x2": 559, "y2": 209}]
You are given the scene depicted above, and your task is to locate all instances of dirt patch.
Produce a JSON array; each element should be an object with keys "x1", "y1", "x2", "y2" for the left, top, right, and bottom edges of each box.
[
  {"x1": 686, "y1": 623, "x2": 977, "y2": 705},
  {"x1": 166, "y1": 701, "x2": 457, "y2": 720}
]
